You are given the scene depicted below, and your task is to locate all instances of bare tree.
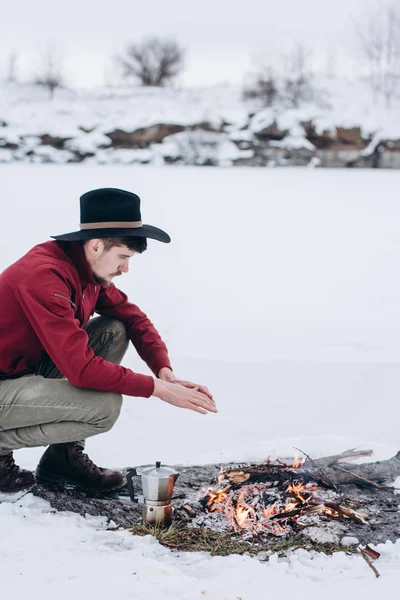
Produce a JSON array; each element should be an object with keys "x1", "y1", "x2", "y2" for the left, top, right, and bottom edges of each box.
[
  {"x1": 6, "y1": 52, "x2": 18, "y2": 83},
  {"x1": 34, "y1": 40, "x2": 64, "y2": 99},
  {"x1": 117, "y1": 37, "x2": 185, "y2": 86},
  {"x1": 282, "y1": 44, "x2": 314, "y2": 107},
  {"x1": 358, "y1": 0, "x2": 400, "y2": 108},
  {"x1": 243, "y1": 66, "x2": 278, "y2": 107}
]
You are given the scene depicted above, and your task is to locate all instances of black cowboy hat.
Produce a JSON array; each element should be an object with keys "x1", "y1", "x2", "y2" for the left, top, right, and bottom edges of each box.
[{"x1": 51, "y1": 187, "x2": 171, "y2": 243}]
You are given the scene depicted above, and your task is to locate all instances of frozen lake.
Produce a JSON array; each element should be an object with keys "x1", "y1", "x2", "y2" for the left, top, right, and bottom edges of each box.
[{"x1": 1, "y1": 165, "x2": 400, "y2": 467}]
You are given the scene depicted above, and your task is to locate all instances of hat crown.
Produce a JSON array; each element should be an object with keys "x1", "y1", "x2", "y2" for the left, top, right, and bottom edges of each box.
[{"x1": 80, "y1": 188, "x2": 141, "y2": 224}]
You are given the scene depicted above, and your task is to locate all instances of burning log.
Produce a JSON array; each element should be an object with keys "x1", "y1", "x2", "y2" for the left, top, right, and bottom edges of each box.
[
  {"x1": 324, "y1": 502, "x2": 367, "y2": 524},
  {"x1": 182, "y1": 504, "x2": 197, "y2": 518}
]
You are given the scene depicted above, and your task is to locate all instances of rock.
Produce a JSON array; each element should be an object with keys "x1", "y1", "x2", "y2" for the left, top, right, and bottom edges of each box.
[
  {"x1": 255, "y1": 121, "x2": 288, "y2": 141},
  {"x1": 190, "y1": 121, "x2": 224, "y2": 133},
  {"x1": 302, "y1": 124, "x2": 335, "y2": 149},
  {"x1": 40, "y1": 134, "x2": 72, "y2": 149},
  {"x1": 335, "y1": 127, "x2": 364, "y2": 146},
  {"x1": 0, "y1": 140, "x2": 19, "y2": 150},
  {"x1": 302, "y1": 525, "x2": 342, "y2": 545},
  {"x1": 341, "y1": 536, "x2": 360, "y2": 547},
  {"x1": 106, "y1": 124, "x2": 186, "y2": 149},
  {"x1": 105, "y1": 122, "x2": 225, "y2": 150}
]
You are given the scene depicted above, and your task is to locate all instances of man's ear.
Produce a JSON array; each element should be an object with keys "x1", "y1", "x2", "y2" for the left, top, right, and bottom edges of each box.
[{"x1": 87, "y1": 238, "x2": 103, "y2": 255}]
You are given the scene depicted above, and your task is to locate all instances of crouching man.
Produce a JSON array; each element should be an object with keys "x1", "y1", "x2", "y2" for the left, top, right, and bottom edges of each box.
[{"x1": 0, "y1": 187, "x2": 216, "y2": 493}]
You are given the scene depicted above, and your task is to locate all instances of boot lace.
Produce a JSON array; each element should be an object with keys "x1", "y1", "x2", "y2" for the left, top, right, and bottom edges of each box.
[{"x1": 74, "y1": 447, "x2": 100, "y2": 475}]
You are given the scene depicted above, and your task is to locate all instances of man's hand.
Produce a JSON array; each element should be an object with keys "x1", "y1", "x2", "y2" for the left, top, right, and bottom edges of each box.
[
  {"x1": 153, "y1": 374, "x2": 217, "y2": 415},
  {"x1": 158, "y1": 367, "x2": 214, "y2": 401}
]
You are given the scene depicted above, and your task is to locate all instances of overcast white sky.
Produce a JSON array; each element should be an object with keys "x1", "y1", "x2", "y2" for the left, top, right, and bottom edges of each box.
[{"x1": 0, "y1": 0, "x2": 369, "y2": 87}]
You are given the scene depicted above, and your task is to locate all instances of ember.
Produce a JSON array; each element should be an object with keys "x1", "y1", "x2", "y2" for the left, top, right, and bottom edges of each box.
[{"x1": 200, "y1": 456, "x2": 367, "y2": 539}]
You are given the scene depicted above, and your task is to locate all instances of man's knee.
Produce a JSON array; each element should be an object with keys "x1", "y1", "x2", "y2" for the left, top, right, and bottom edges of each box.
[
  {"x1": 85, "y1": 316, "x2": 129, "y2": 364},
  {"x1": 103, "y1": 318, "x2": 129, "y2": 358},
  {"x1": 107, "y1": 319, "x2": 129, "y2": 364},
  {"x1": 106, "y1": 318, "x2": 127, "y2": 341},
  {"x1": 98, "y1": 392, "x2": 123, "y2": 432}
]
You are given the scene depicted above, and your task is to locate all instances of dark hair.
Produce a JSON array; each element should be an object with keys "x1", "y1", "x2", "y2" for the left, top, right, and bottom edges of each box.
[{"x1": 82, "y1": 236, "x2": 147, "y2": 254}]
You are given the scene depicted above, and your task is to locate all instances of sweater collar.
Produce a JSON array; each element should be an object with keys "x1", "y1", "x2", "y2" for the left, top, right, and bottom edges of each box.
[{"x1": 59, "y1": 241, "x2": 97, "y2": 288}]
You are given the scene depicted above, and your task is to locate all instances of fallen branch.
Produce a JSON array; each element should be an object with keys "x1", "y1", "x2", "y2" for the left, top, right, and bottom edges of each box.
[
  {"x1": 333, "y1": 465, "x2": 400, "y2": 490},
  {"x1": 357, "y1": 548, "x2": 381, "y2": 578},
  {"x1": 303, "y1": 449, "x2": 373, "y2": 468},
  {"x1": 324, "y1": 502, "x2": 368, "y2": 524},
  {"x1": 302, "y1": 452, "x2": 400, "y2": 488}
]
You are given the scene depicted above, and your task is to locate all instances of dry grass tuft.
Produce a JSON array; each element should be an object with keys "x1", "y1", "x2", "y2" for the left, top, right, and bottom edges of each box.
[{"x1": 128, "y1": 523, "x2": 357, "y2": 558}]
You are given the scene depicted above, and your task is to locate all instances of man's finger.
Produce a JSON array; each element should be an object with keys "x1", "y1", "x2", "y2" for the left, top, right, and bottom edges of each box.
[
  {"x1": 176, "y1": 380, "x2": 214, "y2": 400},
  {"x1": 187, "y1": 402, "x2": 208, "y2": 415},
  {"x1": 193, "y1": 390, "x2": 217, "y2": 408},
  {"x1": 196, "y1": 385, "x2": 213, "y2": 399},
  {"x1": 191, "y1": 392, "x2": 218, "y2": 412}
]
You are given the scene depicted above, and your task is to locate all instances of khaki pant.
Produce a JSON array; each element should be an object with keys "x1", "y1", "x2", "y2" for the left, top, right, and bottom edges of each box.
[{"x1": 0, "y1": 317, "x2": 129, "y2": 455}]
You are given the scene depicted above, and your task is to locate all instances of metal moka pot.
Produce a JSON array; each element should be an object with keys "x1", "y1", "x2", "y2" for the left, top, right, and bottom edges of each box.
[{"x1": 140, "y1": 461, "x2": 179, "y2": 527}]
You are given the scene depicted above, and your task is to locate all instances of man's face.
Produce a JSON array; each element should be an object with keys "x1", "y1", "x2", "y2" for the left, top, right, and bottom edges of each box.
[{"x1": 86, "y1": 241, "x2": 136, "y2": 286}]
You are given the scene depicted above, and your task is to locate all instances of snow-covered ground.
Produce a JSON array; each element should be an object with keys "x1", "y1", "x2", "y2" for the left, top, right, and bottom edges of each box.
[{"x1": 1, "y1": 165, "x2": 400, "y2": 598}]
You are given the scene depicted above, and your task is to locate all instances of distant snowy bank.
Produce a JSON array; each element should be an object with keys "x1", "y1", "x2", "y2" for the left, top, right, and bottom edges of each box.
[{"x1": 1, "y1": 80, "x2": 400, "y2": 168}]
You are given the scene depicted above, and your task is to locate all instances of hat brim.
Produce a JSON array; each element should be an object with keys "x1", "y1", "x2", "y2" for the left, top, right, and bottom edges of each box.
[{"x1": 51, "y1": 224, "x2": 171, "y2": 243}]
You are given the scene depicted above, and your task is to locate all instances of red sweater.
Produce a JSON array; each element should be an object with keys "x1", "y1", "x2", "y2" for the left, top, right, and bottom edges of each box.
[{"x1": 0, "y1": 241, "x2": 172, "y2": 397}]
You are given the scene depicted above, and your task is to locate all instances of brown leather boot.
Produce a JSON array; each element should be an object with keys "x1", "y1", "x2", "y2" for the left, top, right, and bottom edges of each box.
[
  {"x1": 0, "y1": 452, "x2": 36, "y2": 493},
  {"x1": 36, "y1": 442, "x2": 124, "y2": 492}
]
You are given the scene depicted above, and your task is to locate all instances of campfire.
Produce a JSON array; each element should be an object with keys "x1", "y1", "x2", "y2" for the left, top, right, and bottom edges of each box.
[
  {"x1": 32, "y1": 447, "x2": 400, "y2": 577},
  {"x1": 199, "y1": 455, "x2": 367, "y2": 539}
]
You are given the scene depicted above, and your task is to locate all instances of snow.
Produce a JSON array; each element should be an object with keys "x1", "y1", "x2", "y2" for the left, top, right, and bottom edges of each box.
[
  {"x1": 156, "y1": 130, "x2": 253, "y2": 165},
  {"x1": 0, "y1": 83, "x2": 247, "y2": 137},
  {"x1": 4, "y1": 77, "x2": 400, "y2": 165},
  {"x1": 1, "y1": 490, "x2": 400, "y2": 599},
  {"x1": 1, "y1": 165, "x2": 400, "y2": 597},
  {"x1": 65, "y1": 130, "x2": 111, "y2": 155},
  {"x1": 341, "y1": 536, "x2": 360, "y2": 547},
  {"x1": 270, "y1": 123, "x2": 315, "y2": 150}
]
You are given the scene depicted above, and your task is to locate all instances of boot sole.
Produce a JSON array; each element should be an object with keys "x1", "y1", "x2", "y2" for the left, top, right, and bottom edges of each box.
[
  {"x1": 36, "y1": 470, "x2": 125, "y2": 493},
  {"x1": 0, "y1": 481, "x2": 36, "y2": 494}
]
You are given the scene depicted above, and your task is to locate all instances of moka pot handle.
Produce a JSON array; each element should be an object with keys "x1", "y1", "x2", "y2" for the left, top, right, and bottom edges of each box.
[{"x1": 126, "y1": 468, "x2": 138, "y2": 502}]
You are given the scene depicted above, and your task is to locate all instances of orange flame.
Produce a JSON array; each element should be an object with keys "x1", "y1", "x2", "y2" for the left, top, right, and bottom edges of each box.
[
  {"x1": 263, "y1": 505, "x2": 279, "y2": 518},
  {"x1": 206, "y1": 486, "x2": 230, "y2": 512},
  {"x1": 292, "y1": 456, "x2": 306, "y2": 468},
  {"x1": 235, "y1": 501, "x2": 256, "y2": 528},
  {"x1": 287, "y1": 482, "x2": 307, "y2": 503}
]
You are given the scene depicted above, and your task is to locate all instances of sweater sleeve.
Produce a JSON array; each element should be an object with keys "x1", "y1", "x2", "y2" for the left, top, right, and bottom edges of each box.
[
  {"x1": 14, "y1": 267, "x2": 155, "y2": 398},
  {"x1": 95, "y1": 283, "x2": 172, "y2": 377}
]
